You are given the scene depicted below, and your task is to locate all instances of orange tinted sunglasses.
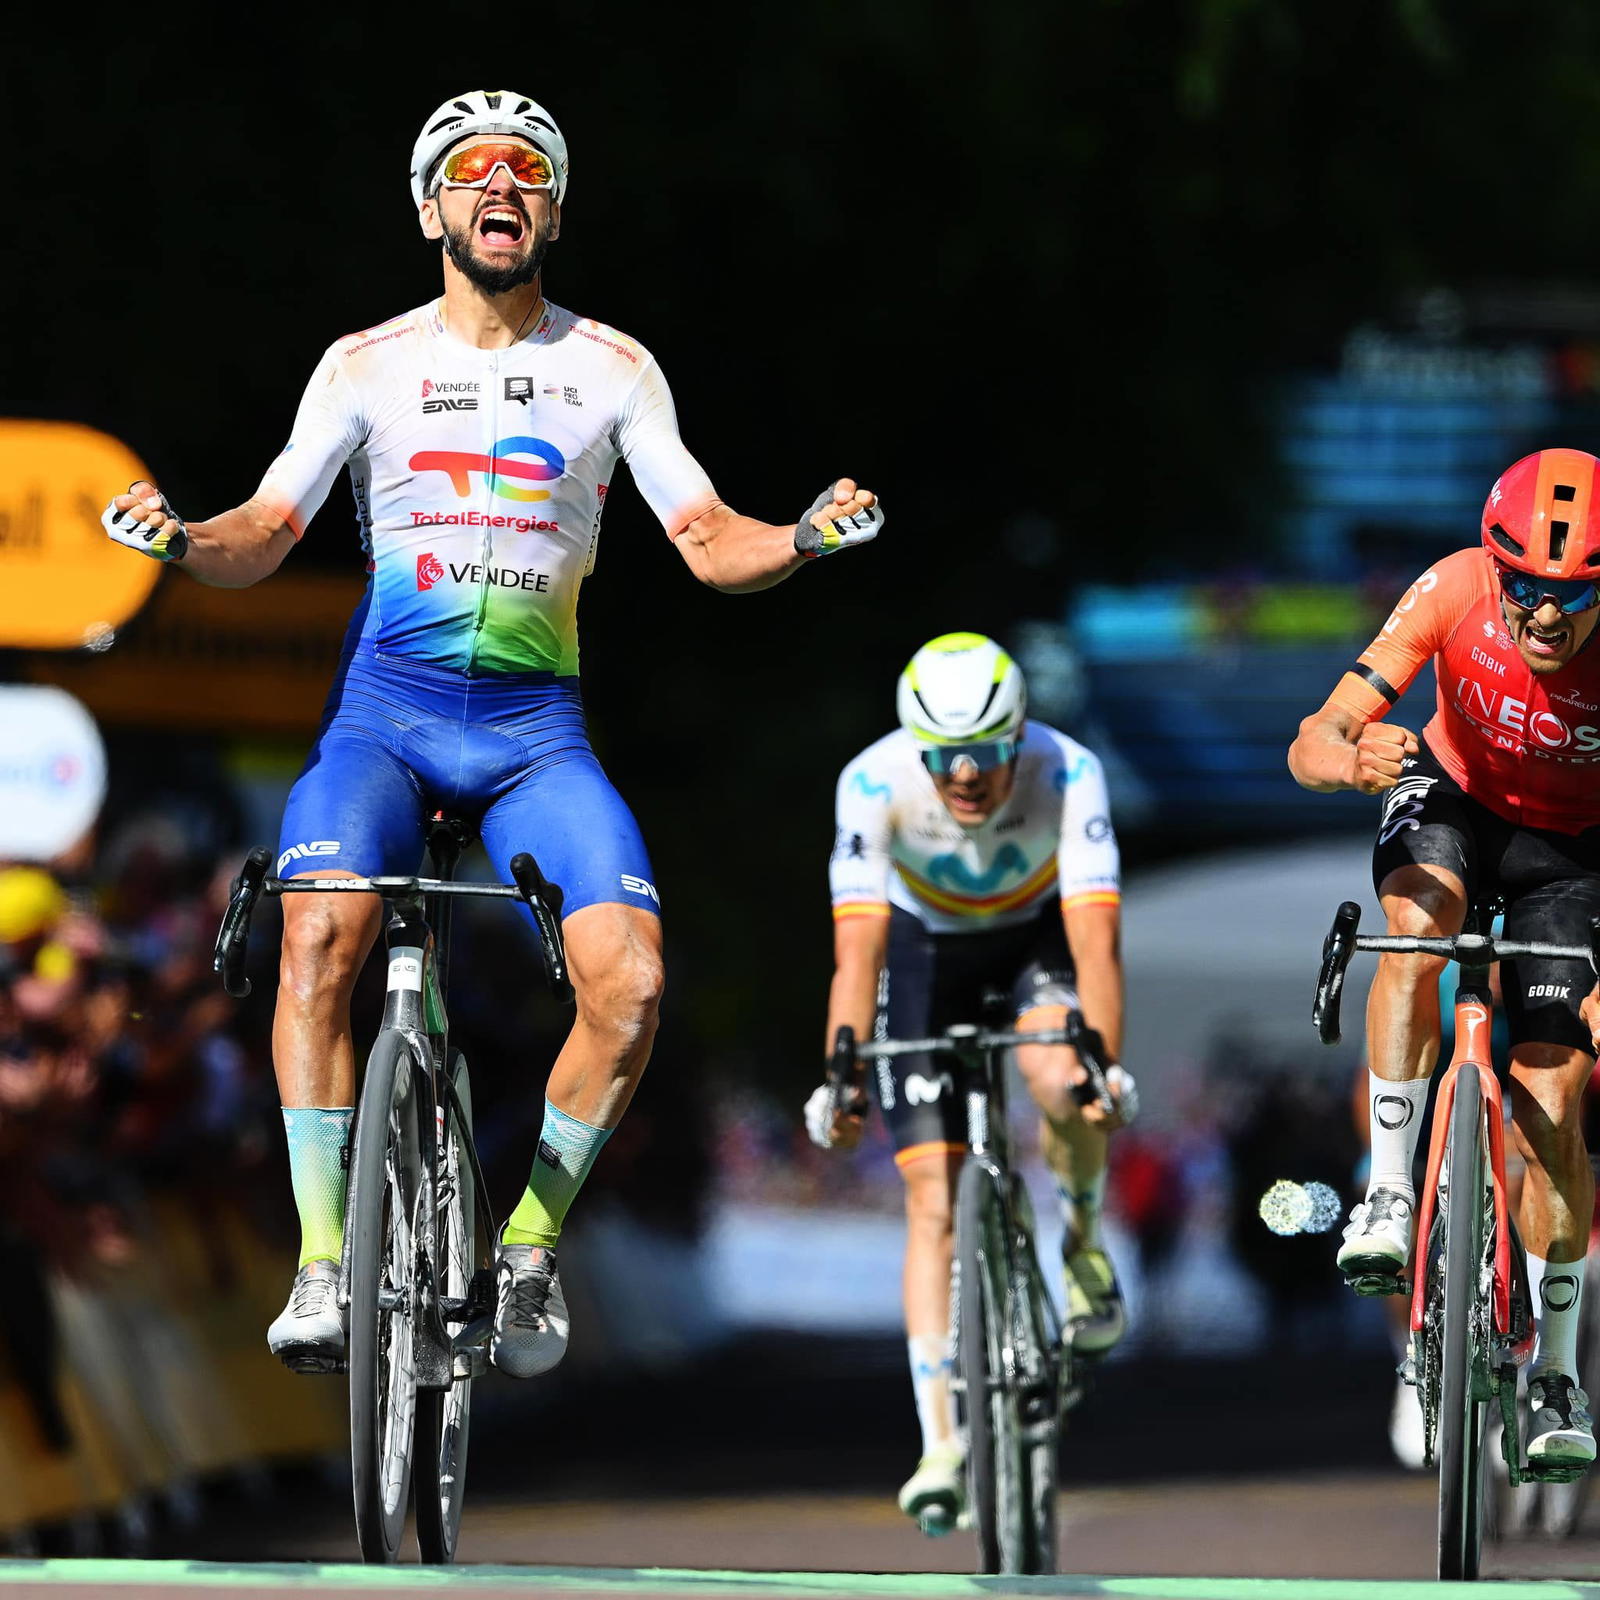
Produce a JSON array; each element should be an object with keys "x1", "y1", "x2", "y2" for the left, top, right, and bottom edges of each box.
[{"x1": 437, "y1": 142, "x2": 555, "y2": 192}]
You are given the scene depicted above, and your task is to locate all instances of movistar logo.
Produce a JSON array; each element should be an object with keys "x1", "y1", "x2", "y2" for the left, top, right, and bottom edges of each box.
[
  {"x1": 928, "y1": 843, "x2": 1027, "y2": 892},
  {"x1": 410, "y1": 434, "x2": 567, "y2": 503},
  {"x1": 850, "y1": 772, "x2": 891, "y2": 801}
]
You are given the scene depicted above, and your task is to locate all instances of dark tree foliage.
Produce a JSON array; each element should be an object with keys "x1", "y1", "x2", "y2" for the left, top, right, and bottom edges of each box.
[{"x1": 11, "y1": 2, "x2": 1600, "y2": 1086}]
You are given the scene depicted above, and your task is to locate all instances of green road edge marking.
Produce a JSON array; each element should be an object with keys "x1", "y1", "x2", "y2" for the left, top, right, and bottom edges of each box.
[{"x1": 0, "y1": 1563, "x2": 1592, "y2": 1599}]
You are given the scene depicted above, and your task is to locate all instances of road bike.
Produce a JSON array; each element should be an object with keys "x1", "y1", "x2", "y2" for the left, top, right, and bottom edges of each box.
[
  {"x1": 826, "y1": 1005, "x2": 1113, "y2": 1576},
  {"x1": 212, "y1": 814, "x2": 572, "y2": 1564},
  {"x1": 1313, "y1": 896, "x2": 1599, "y2": 1580}
]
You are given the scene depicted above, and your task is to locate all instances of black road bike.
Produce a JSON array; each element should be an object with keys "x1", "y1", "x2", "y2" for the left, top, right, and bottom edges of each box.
[
  {"x1": 827, "y1": 1006, "x2": 1113, "y2": 1576},
  {"x1": 213, "y1": 814, "x2": 572, "y2": 1564}
]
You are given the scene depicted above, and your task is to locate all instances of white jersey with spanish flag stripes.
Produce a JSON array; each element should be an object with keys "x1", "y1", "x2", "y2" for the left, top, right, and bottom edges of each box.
[{"x1": 829, "y1": 722, "x2": 1121, "y2": 934}]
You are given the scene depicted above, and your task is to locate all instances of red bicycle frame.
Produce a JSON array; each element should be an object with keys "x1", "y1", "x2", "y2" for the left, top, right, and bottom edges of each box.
[{"x1": 1409, "y1": 998, "x2": 1522, "y2": 1350}]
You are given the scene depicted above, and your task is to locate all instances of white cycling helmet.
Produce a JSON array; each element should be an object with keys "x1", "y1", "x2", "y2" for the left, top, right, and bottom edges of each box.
[
  {"x1": 897, "y1": 632, "x2": 1027, "y2": 747},
  {"x1": 409, "y1": 90, "x2": 570, "y2": 209}
]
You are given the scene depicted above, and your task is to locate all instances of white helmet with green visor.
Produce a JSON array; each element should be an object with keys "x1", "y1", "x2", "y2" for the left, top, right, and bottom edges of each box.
[{"x1": 896, "y1": 632, "x2": 1027, "y2": 777}]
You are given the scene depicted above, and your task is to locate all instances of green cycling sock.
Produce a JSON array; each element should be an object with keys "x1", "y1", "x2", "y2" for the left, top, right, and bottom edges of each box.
[
  {"x1": 502, "y1": 1100, "x2": 611, "y2": 1248},
  {"x1": 282, "y1": 1107, "x2": 352, "y2": 1267}
]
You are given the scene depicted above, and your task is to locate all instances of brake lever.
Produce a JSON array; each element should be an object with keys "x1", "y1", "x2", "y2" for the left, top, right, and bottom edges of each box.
[
  {"x1": 213, "y1": 847, "x2": 272, "y2": 999},
  {"x1": 1065, "y1": 1010, "x2": 1116, "y2": 1115}
]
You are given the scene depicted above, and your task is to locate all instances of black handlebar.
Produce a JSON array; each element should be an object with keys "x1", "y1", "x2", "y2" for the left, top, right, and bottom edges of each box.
[
  {"x1": 1311, "y1": 903, "x2": 1600, "y2": 1046},
  {"x1": 1313, "y1": 900, "x2": 1363, "y2": 1046},
  {"x1": 211, "y1": 846, "x2": 574, "y2": 1005},
  {"x1": 831, "y1": 1013, "x2": 1115, "y2": 1114}
]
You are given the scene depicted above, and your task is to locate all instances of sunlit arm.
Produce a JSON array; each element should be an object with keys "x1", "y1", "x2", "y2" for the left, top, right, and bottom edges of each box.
[
  {"x1": 672, "y1": 502, "x2": 807, "y2": 593},
  {"x1": 824, "y1": 912, "x2": 890, "y2": 1056},
  {"x1": 179, "y1": 500, "x2": 299, "y2": 589},
  {"x1": 1063, "y1": 900, "x2": 1123, "y2": 1060},
  {"x1": 1287, "y1": 702, "x2": 1366, "y2": 791}
]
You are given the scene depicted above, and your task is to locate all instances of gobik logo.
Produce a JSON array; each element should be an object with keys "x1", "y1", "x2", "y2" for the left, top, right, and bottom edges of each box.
[{"x1": 417, "y1": 552, "x2": 445, "y2": 591}]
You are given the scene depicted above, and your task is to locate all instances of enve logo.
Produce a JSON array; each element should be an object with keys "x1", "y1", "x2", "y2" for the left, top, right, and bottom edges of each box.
[
  {"x1": 410, "y1": 434, "x2": 568, "y2": 504},
  {"x1": 417, "y1": 551, "x2": 444, "y2": 591}
]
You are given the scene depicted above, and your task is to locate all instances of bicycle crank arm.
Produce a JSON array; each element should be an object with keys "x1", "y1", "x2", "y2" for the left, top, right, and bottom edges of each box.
[{"x1": 451, "y1": 1313, "x2": 494, "y2": 1380}]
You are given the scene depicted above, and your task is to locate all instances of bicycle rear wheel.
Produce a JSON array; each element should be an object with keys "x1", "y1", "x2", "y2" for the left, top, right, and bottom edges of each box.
[
  {"x1": 348, "y1": 1029, "x2": 424, "y2": 1564},
  {"x1": 415, "y1": 1053, "x2": 476, "y2": 1564},
  {"x1": 1438, "y1": 1066, "x2": 1490, "y2": 1581},
  {"x1": 957, "y1": 1158, "x2": 1026, "y2": 1575}
]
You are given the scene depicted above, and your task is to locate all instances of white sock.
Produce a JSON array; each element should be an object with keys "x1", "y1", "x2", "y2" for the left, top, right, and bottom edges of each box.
[
  {"x1": 1528, "y1": 1252, "x2": 1586, "y2": 1381},
  {"x1": 1367, "y1": 1073, "x2": 1428, "y2": 1201},
  {"x1": 1057, "y1": 1168, "x2": 1107, "y2": 1253},
  {"x1": 907, "y1": 1334, "x2": 958, "y2": 1455}
]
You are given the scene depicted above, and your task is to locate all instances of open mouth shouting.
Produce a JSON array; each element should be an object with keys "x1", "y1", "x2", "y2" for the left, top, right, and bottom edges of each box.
[
  {"x1": 1507, "y1": 603, "x2": 1595, "y2": 673},
  {"x1": 476, "y1": 203, "x2": 528, "y2": 252},
  {"x1": 1522, "y1": 617, "x2": 1571, "y2": 658}
]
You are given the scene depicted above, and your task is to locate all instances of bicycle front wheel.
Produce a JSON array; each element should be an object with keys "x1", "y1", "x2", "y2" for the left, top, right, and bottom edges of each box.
[
  {"x1": 1438, "y1": 1066, "x2": 1490, "y2": 1581},
  {"x1": 415, "y1": 1053, "x2": 477, "y2": 1564},
  {"x1": 957, "y1": 1158, "x2": 1026, "y2": 1575},
  {"x1": 1011, "y1": 1177, "x2": 1059, "y2": 1576},
  {"x1": 348, "y1": 1029, "x2": 424, "y2": 1564}
]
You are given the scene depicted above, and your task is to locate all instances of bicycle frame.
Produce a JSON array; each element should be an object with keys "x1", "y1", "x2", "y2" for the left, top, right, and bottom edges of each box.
[
  {"x1": 212, "y1": 825, "x2": 572, "y2": 1388},
  {"x1": 1410, "y1": 986, "x2": 1519, "y2": 1356},
  {"x1": 351, "y1": 863, "x2": 499, "y2": 1391}
]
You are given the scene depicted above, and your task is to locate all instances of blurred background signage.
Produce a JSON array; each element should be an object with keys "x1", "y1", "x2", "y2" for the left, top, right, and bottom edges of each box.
[
  {"x1": 25, "y1": 569, "x2": 367, "y2": 736},
  {"x1": 0, "y1": 421, "x2": 161, "y2": 650},
  {"x1": 0, "y1": 684, "x2": 107, "y2": 861}
]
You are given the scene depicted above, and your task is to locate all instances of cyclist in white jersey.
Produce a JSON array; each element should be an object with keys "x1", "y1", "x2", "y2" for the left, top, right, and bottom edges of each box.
[
  {"x1": 805, "y1": 633, "x2": 1137, "y2": 1531},
  {"x1": 102, "y1": 89, "x2": 884, "y2": 1379}
]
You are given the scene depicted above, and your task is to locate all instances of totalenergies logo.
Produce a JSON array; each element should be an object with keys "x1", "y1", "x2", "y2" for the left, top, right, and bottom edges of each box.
[{"x1": 410, "y1": 434, "x2": 566, "y2": 503}]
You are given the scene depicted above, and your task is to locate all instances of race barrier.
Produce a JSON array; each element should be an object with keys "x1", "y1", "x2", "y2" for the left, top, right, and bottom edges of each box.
[{"x1": 0, "y1": 1197, "x2": 344, "y2": 1543}]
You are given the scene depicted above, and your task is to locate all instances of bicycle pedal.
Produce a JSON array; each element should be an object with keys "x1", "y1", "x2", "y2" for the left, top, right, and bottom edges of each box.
[
  {"x1": 916, "y1": 1506, "x2": 957, "y2": 1538},
  {"x1": 278, "y1": 1351, "x2": 347, "y2": 1376},
  {"x1": 1524, "y1": 1463, "x2": 1589, "y2": 1485},
  {"x1": 1345, "y1": 1271, "x2": 1408, "y2": 1298}
]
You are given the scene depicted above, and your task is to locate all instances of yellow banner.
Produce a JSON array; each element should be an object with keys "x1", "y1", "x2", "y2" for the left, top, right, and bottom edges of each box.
[
  {"x1": 0, "y1": 420, "x2": 162, "y2": 649},
  {"x1": 26, "y1": 569, "x2": 367, "y2": 735}
]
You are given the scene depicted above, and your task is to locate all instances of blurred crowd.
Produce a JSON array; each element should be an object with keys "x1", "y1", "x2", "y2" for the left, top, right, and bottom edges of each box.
[{"x1": 0, "y1": 824, "x2": 291, "y2": 1288}]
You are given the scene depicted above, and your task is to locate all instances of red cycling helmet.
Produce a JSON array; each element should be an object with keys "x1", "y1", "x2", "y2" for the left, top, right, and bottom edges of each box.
[{"x1": 1481, "y1": 447, "x2": 1600, "y2": 580}]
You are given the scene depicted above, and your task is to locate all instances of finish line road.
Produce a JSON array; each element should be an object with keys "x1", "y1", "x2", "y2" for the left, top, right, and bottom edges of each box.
[{"x1": 38, "y1": 1472, "x2": 1600, "y2": 1593}]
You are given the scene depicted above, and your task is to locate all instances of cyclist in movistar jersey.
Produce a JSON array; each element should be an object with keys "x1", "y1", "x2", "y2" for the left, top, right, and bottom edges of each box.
[
  {"x1": 102, "y1": 88, "x2": 884, "y2": 1380},
  {"x1": 1289, "y1": 447, "x2": 1600, "y2": 1468},
  {"x1": 805, "y1": 633, "x2": 1137, "y2": 1531}
]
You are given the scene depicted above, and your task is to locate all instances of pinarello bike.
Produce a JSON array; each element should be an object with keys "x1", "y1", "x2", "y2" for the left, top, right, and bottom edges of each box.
[{"x1": 1314, "y1": 897, "x2": 1600, "y2": 1580}]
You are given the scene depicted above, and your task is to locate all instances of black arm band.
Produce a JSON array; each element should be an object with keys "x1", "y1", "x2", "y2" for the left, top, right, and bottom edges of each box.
[{"x1": 1349, "y1": 663, "x2": 1399, "y2": 707}]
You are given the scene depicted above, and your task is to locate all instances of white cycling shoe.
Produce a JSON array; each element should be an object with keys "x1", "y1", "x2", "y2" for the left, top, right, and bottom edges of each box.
[
  {"x1": 267, "y1": 1260, "x2": 345, "y2": 1374},
  {"x1": 898, "y1": 1443, "x2": 965, "y2": 1536},
  {"x1": 1528, "y1": 1372, "x2": 1597, "y2": 1468},
  {"x1": 1336, "y1": 1187, "x2": 1413, "y2": 1281},
  {"x1": 490, "y1": 1243, "x2": 570, "y2": 1378}
]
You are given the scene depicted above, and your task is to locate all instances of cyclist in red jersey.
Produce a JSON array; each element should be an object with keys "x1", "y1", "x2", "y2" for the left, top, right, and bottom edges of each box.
[{"x1": 1288, "y1": 447, "x2": 1600, "y2": 1469}]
